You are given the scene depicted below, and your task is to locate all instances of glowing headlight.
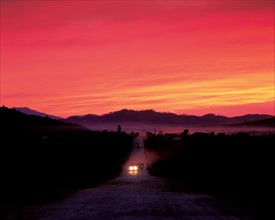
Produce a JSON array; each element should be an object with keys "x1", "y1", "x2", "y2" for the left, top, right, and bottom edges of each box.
[
  {"x1": 133, "y1": 166, "x2": 138, "y2": 171},
  {"x1": 129, "y1": 166, "x2": 133, "y2": 171}
]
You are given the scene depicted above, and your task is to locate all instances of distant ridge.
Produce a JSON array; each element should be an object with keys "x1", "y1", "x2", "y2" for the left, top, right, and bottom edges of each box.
[
  {"x1": 66, "y1": 109, "x2": 273, "y2": 126},
  {"x1": 234, "y1": 117, "x2": 275, "y2": 127},
  {"x1": 14, "y1": 107, "x2": 63, "y2": 120}
]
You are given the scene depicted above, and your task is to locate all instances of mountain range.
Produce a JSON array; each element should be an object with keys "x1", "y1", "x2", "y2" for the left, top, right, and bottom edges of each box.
[
  {"x1": 66, "y1": 109, "x2": 274, "y2": 127},
  {"x1": 13, "y1": 107, "x2": 274, "y2": 127}
]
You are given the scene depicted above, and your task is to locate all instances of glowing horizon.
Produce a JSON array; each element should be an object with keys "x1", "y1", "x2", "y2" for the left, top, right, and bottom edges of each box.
[{"x1": 1, "y1": 0, "x2": 274, "y2": 117}]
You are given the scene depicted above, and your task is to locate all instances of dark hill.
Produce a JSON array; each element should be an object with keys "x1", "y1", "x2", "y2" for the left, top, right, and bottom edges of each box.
[{"x1": 1, "y1": 106, "x2": 87, "y2": 134}]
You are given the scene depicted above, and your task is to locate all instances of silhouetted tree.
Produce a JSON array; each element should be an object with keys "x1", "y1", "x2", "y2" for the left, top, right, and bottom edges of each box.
[{"x1": 117, "y1": 125, "x2": 121, "y2": 133}]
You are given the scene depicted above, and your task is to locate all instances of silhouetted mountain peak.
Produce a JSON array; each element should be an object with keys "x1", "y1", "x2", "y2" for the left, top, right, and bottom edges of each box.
[{"x1": 203, "y1": 113, "x2": 218, "y2": 117}]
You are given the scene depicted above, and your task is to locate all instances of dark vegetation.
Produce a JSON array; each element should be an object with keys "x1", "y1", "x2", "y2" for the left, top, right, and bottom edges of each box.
[
  {"x1": 145, "y1": 130, "x2": 274, "y2": 220},
  {"x1": 0, "y1": 106, "x2": 133, "y2": 204}
]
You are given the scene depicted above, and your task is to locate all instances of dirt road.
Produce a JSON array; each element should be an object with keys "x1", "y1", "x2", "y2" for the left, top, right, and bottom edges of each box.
[{"x1": 6, "y1": 147, "x2": 250, "y2": 220}]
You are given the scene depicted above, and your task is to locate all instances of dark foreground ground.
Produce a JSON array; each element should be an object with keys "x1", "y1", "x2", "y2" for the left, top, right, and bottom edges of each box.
[
  {"x1": 0, "y1": 107, "x2": 133, "y2": 219},
  {"x1": 2, "y1": 147, "x2": 252, "y2": 220}
]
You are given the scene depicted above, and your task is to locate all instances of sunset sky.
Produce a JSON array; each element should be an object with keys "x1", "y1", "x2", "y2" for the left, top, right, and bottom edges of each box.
[{"x1": 1, "y1": 0, "x2": 274, "y2": 117}]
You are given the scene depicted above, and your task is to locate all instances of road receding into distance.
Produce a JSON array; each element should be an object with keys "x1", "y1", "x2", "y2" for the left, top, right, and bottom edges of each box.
[{"x1": 10, "y1": 141, "x2": 250, "y2": 220}]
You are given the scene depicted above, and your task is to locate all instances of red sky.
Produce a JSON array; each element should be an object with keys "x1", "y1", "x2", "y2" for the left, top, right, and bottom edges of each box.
[{"x1": 1, "y1": 0, "x2": 274, "y2": 117}]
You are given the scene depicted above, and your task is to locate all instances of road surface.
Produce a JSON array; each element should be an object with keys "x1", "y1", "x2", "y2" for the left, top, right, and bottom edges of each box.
[{"x1": 6, "y1": 146, "x2": 250, "y2": 220}]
